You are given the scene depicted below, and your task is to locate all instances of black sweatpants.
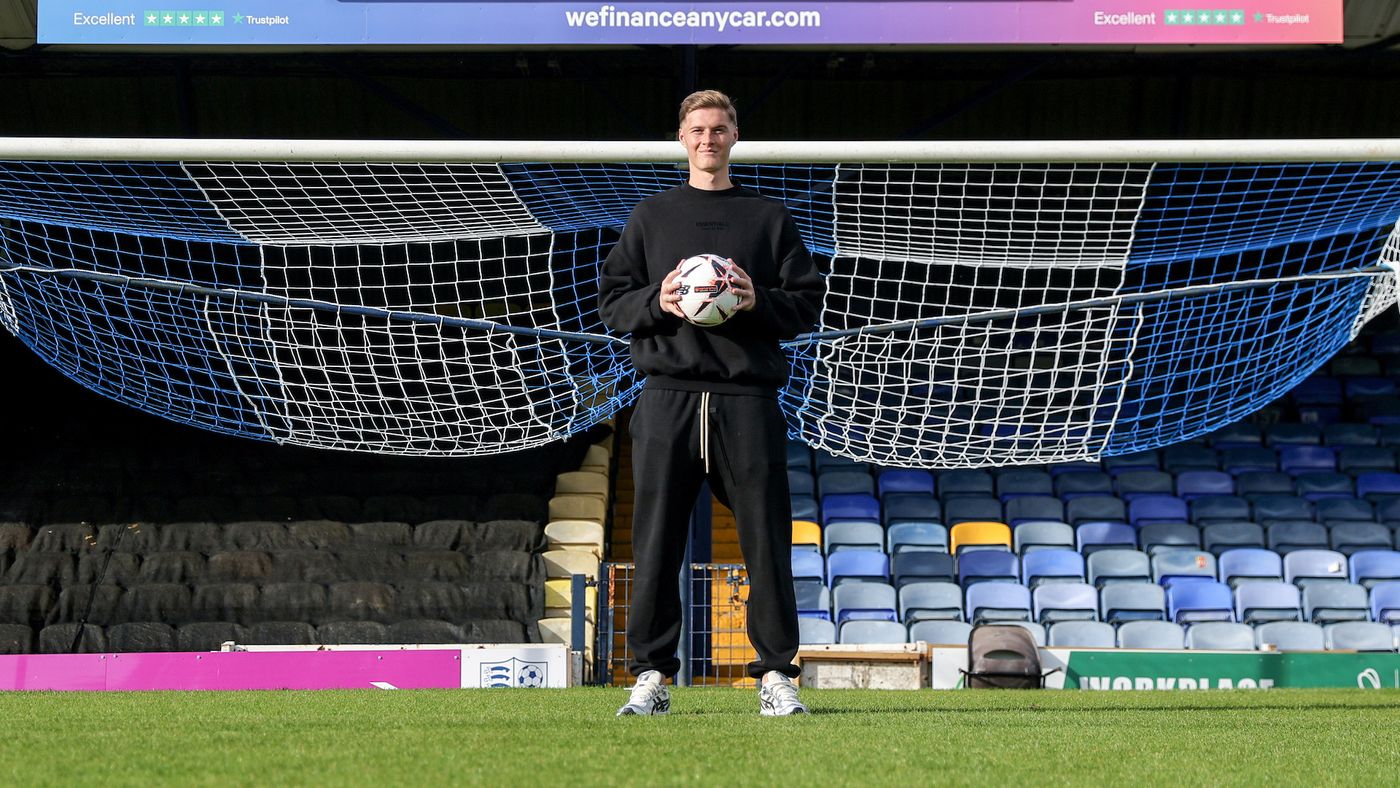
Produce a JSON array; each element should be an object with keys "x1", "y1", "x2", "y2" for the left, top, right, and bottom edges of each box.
[{"x1": 626, "y1": 386, "x2": 800, "y2": 680}]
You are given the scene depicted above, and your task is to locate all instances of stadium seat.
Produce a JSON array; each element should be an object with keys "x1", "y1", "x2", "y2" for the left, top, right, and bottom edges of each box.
[
  {"x1": 786, "y1": 443, "x2": 813, "y2": 472},
  {"x1": 824, "y1": 521, "x2": 884, "y2": 554},
  {"x1": 877, "y1": 470, "x2": 935, "y2": 498},
  {"x1": 1054, "y1": 471, "x2": 1114, "y2": 500},
  {"x1": 1220, "y1": 449, "x2": 1279, "y2": 475},
  {"x1": 107, "y1": 622, "x2": 177, "y2": 652},
  {"x1": 821, "y1": 493, "x2": 881, "y2": 526},
  {"x1": 907, "y1": 619, "x2": 972, "y2": 646},
  {"x1": 944, "y1": 498, "x2": 1005, "y2": 528},
  {"x1": 1210, "y1": 423, "x2": 1263, "y2": 448},
  {"x1": 1314, "y1": 497, "x2": 1375, "y2": 524},
  {"x1": 1129, "y1": 496, "x2": 1190, "y2": 527},
  {"x1": 276, "y1": 550, "x2": 352, "y2": 584},
  {"x1": 242, "y1": 621, "x2": 318, "y2": 647},
  {"x1": 1202, "y1": 522, "x2": 1266, "y2": 556},
  {"x1": 388, "y1": 620, "x2": 462, "y2": 645},
  {"x1": 1191, "y1": 496, "x2": 1252, "y2": 524},
  {"x1": 791, "y1": 496, "x2": 820, "y2": 523},
  {"x1": 883, "y1": 494, "x2": 941, "y2": 526},
  {"x1": 1324, "y1": 621, "x2": 1397, "y2": 652},
  {"x1": 327, "y1": 582, "x2": 396, "y2": 624},
  {"x1": 1324, "y1": 423, "x2": 1378, "y2": 447},
  {"x1": 1114, "y1": 471, "x2": 1173, "y2": 501},
  {"x1": 891, "y1": 552, "x2": 956, "y2": 587},
  {"x1": 1283, "y1": 549, "x2": 1350, "y2": 587},
  {"x1": 1163, "y1": 445, "x2": 1219, "y2": 473},
  {"x1": 1295, "y1": 472, "x2": 1355, "y2": 501},
  {"x1": 815, "y1": 451, "x2": 865, "y2": 473},
  {"x1": 1087, "y1": 550, "x2": 1152, "y2": 587},
  {"x1": 1185, "y1": 622, "x2": 1256, "y2": 650},
  {"x1": 1139, "y1": 522, "x2": 1201, "y2": 556},
  {"x1": 1076, "y1": 522, "x2": 1137, "y2": 555},
  {"x1": 798, "y1": 617, "x2": 836, "y2": 645},
  {"x1": 1302, "y1": 583, "x2": 1370, "y2": 624},
  {"x1": 1050, "y1": 461, "x2": 1102, "y2": 477},
  {"x1": 1370, "y1": 582, "x2": 1400, "y2": 624},
  {"x1": 1267, "y1": 522, "x2": 1330, "y2": 555},
  {"x1": 1346, "y1": 376, "x2": 1399, "y2": 401},
  {"x1": 1033, "y1": 583, "x2": 1098, "y2": 624},
  {"x1": 1066, "y1": 497, "x2": 1128, "y2": 526},
  {"x1": 795, "y1": 583, "x2": 831, "y2": 621},
  {"x1": 52, "y1": 585, "x2": 121, "y2": 627},
  {"x1": 318, "y1": 621, "x2": 389, "y2": 645},
  {"x1": 1350, "y1": 551, "x2": 1400, "y2": 589},
  {"x1": 191, "y1": 583, "x2": 258, "y2": 625},
  {"x1": 1253, "y1": 495, "x2": 1315, "y2": 525},
  {"x1": 995, "y1": 470, "x2": 1054, "y2": 502},
  {"x1": 936, "y1": 470, "x2": 994, "y2": 501},
  {"x1": 349, "y1": 521, "x2": 413, "y2": 547},
  {"x1": 1217, "y1": 547, "x2": 1284, "y2": 587},
  {"x1": 1279, "y1": 446, "x2": 1337, "y2": 476},
  {"x1": 956, "y1": 551, "x2": 1019, "y2": 586},
  {"x1": 1267, "y1": 424, "x2": 1321, "y2": 447},
  {"x1": 792, "y1": 520, "x2": 822, "y2": 552},
  {"x1": 177, "y1": 622, "x2": 247, "y2": 652},
  {"x1": 1006, "y1": 621, "x2": 1048, "y2": 647},
  {"x1": 1152, "y1": 550, "x2": 1218, "y2": 586},
  {"x1": 886, "y1": 522, "x2": 948, "y2": 554},
  {"x1": 37, "y1": 623, "x2": 105, "y2": 654},
  {"x1": 1355, "y1": 472, "x2": 1400, "y2": 501},
  {"x1": 119, "y1": 583, "x2": 193, "y2": 625},
  {"x1": 1117, "y1": 620, "x2": 1186, "y2": 649},
  {"x1": 1104, "y1": 451, "x2": 1160, "y2": 475},
  {"x1": 1048, "y1": 620, "x2": 1117, "y2": 648},
  {"x1": 1330, "y1": 522, "x2": 1393, "y2": 556},
  {"x1": 1166, "y1": 581, "x2": 1235, "y2": 623},
  {"x1": 1254, "y1": 621, "x2": 1326, "y2": 651},
  {"x1": 1100, "y1": 583, "x2": 1167, "y2": 624},
  {"x1": 818, "y1": 471, "x2": 876, "y2": 499},
  {"x1": 1013, "y1": 521, "x2": 1075, "y2": 554},
  {"x1": 1020, "y1": 549, "x2": 1086, "y2": 588},
  {"x1": 899, "y1": 582, "x2": 964, "y2": 623},
  {"x1": 792, "y1": 550, "x2": 826, "y2": 584},
  {"x1": 1236, "y1": 472, "x2": 1294, "y2": 500},
  {"x1": 1004, "y1": 497, "x2": 1064, "y2": 527},
  {"x1": 949, "y1": 521, "x2": 1012, "y2": 554},
  {"x1": 1176, "y1": 471, "x2": 1234, "y2": 500},
  {"x1": 833, "y1": 582, "x2": 898, "y2": 627},
  {"x1": 787, "y1": 470, "x2": 815, "y2": 497},
  {"x1": 1338, "y1": 447, "x2": 1398, "y2": 475},
  {"x1": 827, "y1": 550, "x2": 890, "y2": 588},
  {"x1": 839, "y1": 619, "x2": 908, "y2": 645},
  {"x1": 965, "y1": 583, "x2": 1032, "y2": 624},
  {"x1": 1234, "y1": 581, "x2": 1302, "y2": 624}
]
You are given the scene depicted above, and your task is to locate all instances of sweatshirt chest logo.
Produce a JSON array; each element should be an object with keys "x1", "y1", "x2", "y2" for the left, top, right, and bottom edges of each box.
[{"x1": 695, "y1": 220, "x2": 729, "y2": 231}]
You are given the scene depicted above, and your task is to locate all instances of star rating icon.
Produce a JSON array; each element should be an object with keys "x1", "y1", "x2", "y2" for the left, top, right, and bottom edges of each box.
[
  {"x1": 178, "y1": 13, "x2": 189, "y2": 24},
  {"x1": 234, "y1": 13, "x2": 244, "y2": 24},
  {"x1": 1182, "y1": 11, "x2": 1194, "y2": 24},
  {"x1": 1165, "y1": 11, "x2": 1177, "y2": 24},
  {"x1": 1232, "y1": 11, "x2": 1243, "y2": 24},
  {"x1": 195, "y1": 13, "x2": 206, "y2": 24},
  {"x1": 1214, "y1": 11, "x2": 1226, "y2": 24},
  {"x1": 212, "y1": 13, "x2": 223, "y2": 25},
  {"x1": 146, "y1": 13, "x2": 157, "y2": 25},
  {"x1": 163, "y1": 13, "x2": 173, "y2": 24}
]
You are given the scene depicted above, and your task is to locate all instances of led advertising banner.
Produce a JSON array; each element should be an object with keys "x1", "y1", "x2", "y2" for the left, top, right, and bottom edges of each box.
[{"x1": 39, "y1": 1, "x2": 1343, "y2": 46}]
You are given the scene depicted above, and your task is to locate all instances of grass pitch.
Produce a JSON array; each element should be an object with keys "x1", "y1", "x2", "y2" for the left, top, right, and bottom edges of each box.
[{"x1": 4, "y1": 688, "x2": 1399, "y2": 785}]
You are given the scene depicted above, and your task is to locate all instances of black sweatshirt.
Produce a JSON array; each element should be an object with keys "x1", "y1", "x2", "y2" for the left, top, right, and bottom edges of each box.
[{"x1": 598, "y1": 182, "x2": 825, "y2": 395}]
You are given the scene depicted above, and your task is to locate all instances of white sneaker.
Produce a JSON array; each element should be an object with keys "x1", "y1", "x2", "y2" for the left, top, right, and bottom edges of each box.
[
  {"x1": 758, "y1": 671, "x2": 808, "y2": 716},
  {"x1": 616, "y1": 670, "x2": 670, "y2": 716}
]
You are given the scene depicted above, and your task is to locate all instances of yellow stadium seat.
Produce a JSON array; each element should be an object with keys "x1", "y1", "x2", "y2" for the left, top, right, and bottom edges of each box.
[
  {"x1": 791, "y1": 520, "x2": 821, "y2": 550},
  {"x1": 949, "y1": 521, "x2": 1012, "y2": 555},
  {"x1": 555, "y1": 470, "x2": 609, "y2": 503},
  {"x1": 543, "y1": 549, "x2": 601, "y2": 580},
  {"x1": 545, "y1": 578, "x2": 598, "y2": 617},
  {"x1": 544, "y1": 520, "x2": 605, "y2": 557},
  {"x1": 548, "y1": 495, "x2": 606, "y2": 524}
]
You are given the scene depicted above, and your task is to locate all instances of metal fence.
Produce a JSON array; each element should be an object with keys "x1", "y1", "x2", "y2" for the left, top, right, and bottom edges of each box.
[{"x1": 597, "y1": 562, "x2": 757, "y2": 687}]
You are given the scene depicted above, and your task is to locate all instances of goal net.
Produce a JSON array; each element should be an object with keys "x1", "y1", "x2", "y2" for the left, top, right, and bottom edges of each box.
[{"x1": 0, "y1": 139, "x2": 1397, "y2": 465}]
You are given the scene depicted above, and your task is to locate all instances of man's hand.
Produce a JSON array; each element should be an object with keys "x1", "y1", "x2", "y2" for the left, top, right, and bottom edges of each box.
[
  {"x1": 726, "y1": 259, "x2": 757, "y2": 311},
  {"x1": 659, "y1": 267, "x2": 686, "y2": 319}
]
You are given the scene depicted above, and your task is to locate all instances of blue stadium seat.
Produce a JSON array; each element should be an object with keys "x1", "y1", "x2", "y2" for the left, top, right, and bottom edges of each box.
[
  {"x1": 891, "y1": 552, "x2": 955, "y2": 587},
  {"x1": 1129, "y1": 496, "x2": 1190, "y2": 527},
  {"x1": 795, "y1": 582, "x2": 831, "y2": 621},
  {"x1": 1356, "y1": 472, "x2": 1400, "y2": 500},
  {"x1": 1049, "y1": 461, "x2": 1104, "y2": 477},
  {"x1": 1162, "y1": 445, "x2": 1219, "y2": 473},
  {"x1": 792, "y1": 550, "x2": 825, "y2": 583},
  {"x1": 1266, "y1": 424, "x2": 1322, "y2": 447},
  {"x1": 821, "y1": 493, "x2": 880, "y2": 526},
  {"x1": 1324, "y1": 423, "x2": 1378, "y2": 447},
  {"x1": 1004, "y1": 497, "x2": 1064, "y2": 527},
  {"x1": 1013, "y1": 521, "x2": 1075, "y2": 554},
  {"x1": 1006, "y1": 621, "x2": 1048, "y2": 647},
  {"x1": 1279, "y1": 446, "x2": 1337, "y2": 476},
  {"x1": 1153, "y1": 550, "x2": 1218, "y2": 586},
  {"x1": 827, "y1": 550, "x2": 890, "y2": 588},
  {"x1": 936, "y1": 470, "x2": 994, "y2": 502},
  {"x1": 1324, "y1": 621, "x2": 1397, "y2": 652},
  {"x1": 1185, "y1": 622, "x2": 1256, "y2": 650},
  {"x1": 1021, "y1": 549, "x2": 1086, "y2": 588},
  {"x1": 1202, "y1": 522, "x2": 1266, "y2": 556},
  {"x1": 1076, "y1": 523, "x2": 1137, "y2": 555},
  {"x1": 1254, "y1": 621, "x2": 1326, "y2": 651},
  {"x1": 877, "y1": 469, "x2": 935, "y2": 498},
  {"x1": 1235, "y1": 471, "x2": 1293, "y2": 499},
  {"x1": 898, "y1": 581, "x2": 963, "y2": 623},
  {"x1": 1329, "y1": 522, "x2": 1393, "y2": 556},
  {"x1": 798, "y1": 617, "x2": 836, "y2": 645},
  {"x1": 883, "y1": 493, "x2": 940, "y2": 526},
  {"x1": 787, "y1": 470, "x2": 815, "y2": 497},
  {"x1": 818, "y1": 471, "x2": 875, "y2": 499},
  {"x1": 1048, "y1": 620, "x2": 1117, "y2": 648},
  {"x1": 886, "y1": 521, "x2": 948, "y2": 554},
  {"x1": 1033, "y1": 583, "x2": 1098, "y2": 624},
  {"x1": 995, "y1": 470, "x2": 1054, "y2": 502},
  {"x1": 1117, "y1": 620, "x2": 1185, "y2": 649},
  {"x1": 944, "y1": 497, "x2": 1004, "y2": 527},
  {"x1": 1167, "y1": 582, "x2": 1235, "y2": 623},
  {"x1": 1104, "y1": 451, "x2": 1160, "y2": 475},
  {"x1": 791, "y1": 495, "x2": 820, "y2": 523},
  {"x1": 815, "y1": 451, "x2": 866, "y2": 473},
  {"x1": 1209, "y1": 423, "x2": 1262, "y2": 448},
  {"x1": 1217, "y1": 547, "x2": 1284, "y2": 587},
  {"x1": 1066, "y1": 497, "x2": 1128, "y2": 526},
  {"x1": 1346, "y1": 376, "x2": 1399, "y2": 401},
  {"x1": 1267, "y1": 521, "x2": 1330, "y2": 554},
  {"x1": 957, "y1": 551, "x2": 1019, "y2": 586},
  {"x1": 1338, "y1": 447, "x2": 1398, "y2": 475},
  {"x1": 1350, "y1": 551, "x2": 1400, "y2": 589},
  {"x1": 907, "y1": 619, "x2": 972, "y2": 646},
  {"x1": 1292, "y1": 376, "x2": 1344, "y2": 408},
  {"x1": 1139, "y1": 522, "x2": 1201, "y2": 556},
  {"x1": 786, "y1": 443, "x2": 813, "y2": 472},
  {"x1": 1054, "y1": 471, "x2": 1115, "y2": 500},
  {"x1": 1314, "y1": 497, "x2": 1375, "y2": 524},
  {"x1": 1331, "y1": 355, "x2": 1383, "y2": 376},
  {"x1": 1191, "y1": 496, "x2": 1252, "y2": 524},
  {"x1": 1254, "y1": 496, "x2": 1316, "y2": 525},
  {"x1": 824, "y1": 521, "x2": 885, "y2": 554},
  {"x1": 1100, "y1": 583, "x2": 1166, "y2": 623},
  {"x1": 1115, "y1": 471, "x2": 1174, "y2": 501},
  {"x1": 1220, "y1": 449, "x2": 1279, "y2": 475},
  {"x1": 1303, "y1": 583, "x2": 1370, "y2": 624},
  {"x1": 1370, "y1": 581, "x2": 1400, "y2": 624},
  {"x1": 1087, "y1": 549, "x2": 1152, "y2": 587},
  {"x1": 965, "y1": 583, "x2": 1032, "y2": 624},
  {"x1": 1176, "y1": 471, "x2": 1235, "y2": 500},
  {"x1": 1284, "y1": 549, "x2": 1350, "y2": 588},
  {"x1": 1234, "y1": 581, "x2": 1302, "y2": 624},
  {"x1": 1294, "y1": 472, "x2": 1354, "y2": 501},
  {"x1": 839, "y1": 619, "x2": 908, "y2": 645},
  {"x1": 833, "y1": 582, "x2": 898, "y2": 627}
]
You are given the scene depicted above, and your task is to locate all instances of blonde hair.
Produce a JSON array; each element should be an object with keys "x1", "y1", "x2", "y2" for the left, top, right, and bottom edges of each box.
[{"x1": 678, "y1": 90, "x2": 737, "y2": 127}]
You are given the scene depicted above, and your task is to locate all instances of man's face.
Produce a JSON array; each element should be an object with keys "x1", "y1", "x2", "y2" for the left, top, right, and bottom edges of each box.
[{"x1": 679, "y1": 107, "x2": 738, "y2": 175}]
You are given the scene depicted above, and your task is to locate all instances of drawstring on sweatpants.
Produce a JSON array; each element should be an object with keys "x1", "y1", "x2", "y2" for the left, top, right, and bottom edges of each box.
[{"x1": 699, "y1": 391, "x2": 711, "y2": 474}]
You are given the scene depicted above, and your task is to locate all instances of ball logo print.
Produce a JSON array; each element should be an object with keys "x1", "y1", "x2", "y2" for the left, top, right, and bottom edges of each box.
[
  {"x1": 675, "y1": 253, "x2": 741, "y2": 327},
  {"x1": 480, "y1": 658, "x2": 549, "y2": 688}
]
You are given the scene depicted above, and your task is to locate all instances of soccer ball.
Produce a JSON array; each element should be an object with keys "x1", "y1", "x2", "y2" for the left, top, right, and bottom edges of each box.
[
  {"x1": 517, "y1": 664, "x2": 546, "y2": 688},
  {"x1": 674, "y1": 254, "x2": 741, "y2": 327}
]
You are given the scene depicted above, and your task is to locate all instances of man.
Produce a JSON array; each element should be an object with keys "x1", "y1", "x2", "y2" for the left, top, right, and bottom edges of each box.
[{"x1": 598, "y1": 90, "x2": 825, "y2": 717}]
